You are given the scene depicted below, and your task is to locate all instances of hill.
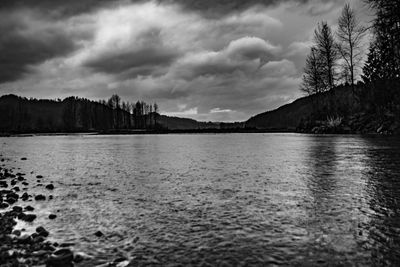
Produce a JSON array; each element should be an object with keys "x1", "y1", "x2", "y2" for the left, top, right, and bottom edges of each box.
[{"x1": 246, "y1": 82, "x2": 400, "y2": 135}]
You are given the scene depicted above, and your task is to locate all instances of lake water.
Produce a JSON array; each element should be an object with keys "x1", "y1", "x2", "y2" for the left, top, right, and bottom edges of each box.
[{"x1": 1, "y1": 134, "x2": 400, "y2": 266}]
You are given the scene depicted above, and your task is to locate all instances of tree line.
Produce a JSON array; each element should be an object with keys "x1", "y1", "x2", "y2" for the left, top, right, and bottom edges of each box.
[
  {"x1": 300, "y1": 0, "x2": 400, "y2": 122},
  {"x1": 0, "y1": 94, "x2": 161, "y2": 133}
]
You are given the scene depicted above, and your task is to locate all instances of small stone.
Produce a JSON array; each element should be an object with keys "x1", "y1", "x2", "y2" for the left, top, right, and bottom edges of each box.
[
  {"x1": 49, "y1": 214, "x2": 57, "y2": 219},
  {"x1": 22, "y1": 181, "x2": 29, "y2": 185},
  {"x1": 94, "y1": 231, "x2": 104, "y2": 237},
  {"x1": 6, "y1": 197, "x2": 17, "y2": 204},
  {"x1": 33, "y1": 235, "x2": 46, "y2": 243},
  {"x1": 35, "y1": 194, "x2": 46, "y2": 201},
  {"x1": 12, "y1": 186, "x2": 20, "y2": 192},
  {"x1": 21, "y1": 192, "x2": 29, "y2": 201},
  {"x1": 12, "y1": 230, "x2": 21, "y2": 236},
  {"x1": 12, "y1": 206, "x2": 23, "y2": 212},
  {"x1": 21, "y1": 157, "x2": 27, "y2": 160},
  {"x1": 17, "y1": 176, "x2": 24, "y2": 181},
  {"x1": 36, "y1": 226, "x2": 49, "y2": 237},
  {"x1": 20, "y1": 213, "x2": 37, "y2": 222},
  {"x1": 10, "y1": 180, "x2": 17, "y2": 186},
  {"x1": 17, "y1": 234, "x2": 32, "y2": 244},
  {"x1": 46, "y1": 184, "x2": 55, "y2": 190},
  {"x1": 36, "y1": 175, "x2": 43, "y2": 179},
  {"x1": 0, "y1": 202, "x2": 9, "y2": 209},
  {"x1": 46, "y1": 248, "x2": 74, "y2": 267}
]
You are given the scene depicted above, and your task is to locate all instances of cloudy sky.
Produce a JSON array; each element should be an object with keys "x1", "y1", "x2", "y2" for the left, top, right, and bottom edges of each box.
[{"x1": 0, "y1": 0, "x2": 371, "y2": 121}]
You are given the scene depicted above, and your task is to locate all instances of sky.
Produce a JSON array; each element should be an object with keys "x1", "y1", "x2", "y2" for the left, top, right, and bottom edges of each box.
[{"x1": 0, "y1": 0, "x2": 372, "y2": 122}]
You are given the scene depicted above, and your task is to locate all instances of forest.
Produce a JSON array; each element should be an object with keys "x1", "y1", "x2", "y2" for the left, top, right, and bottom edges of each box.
[{"x1": 0, "y1": 94, "x2": 161, "y2": 133}]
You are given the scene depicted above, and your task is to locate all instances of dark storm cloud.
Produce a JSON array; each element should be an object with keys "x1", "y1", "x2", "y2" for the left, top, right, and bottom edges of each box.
[
  {"x1": 83, "y1": 28, "x2": 180, "y2": 77},
  {"x1": 85, "y1": 48, "x2": 179, "y2": 76},
  {"x1": 0, "y1": 12, "x2": 77, "y2": 83},
  {"x1": 0, "y1": 0, "x2": 117, "y2": 17},
  {"x1": 0, "y1": 0, "x2": 341, "y2": 17},
  {"x1": 166, "y1": 0, "x2": 341, "y2": 16}
]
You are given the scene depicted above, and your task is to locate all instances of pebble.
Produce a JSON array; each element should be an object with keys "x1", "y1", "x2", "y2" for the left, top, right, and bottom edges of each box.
[
  {"x1": 35, "y1": 194, "x2": 46, "y2": 201},
  {"x1": 46, "y1": 184, "x2": 55, "y2": 190},
  {"x1": 94, "y1": 230, "x2": 104, "y2": 237},
  {"x1": 46, "y1": 248, "x2": 74, "y2": 267},
  {"x1": 19, "y1": 213, "x2": 37, "y2": 222},
  {"x1": 36, "y1": 226, "x2": 50, "y2": 237}
]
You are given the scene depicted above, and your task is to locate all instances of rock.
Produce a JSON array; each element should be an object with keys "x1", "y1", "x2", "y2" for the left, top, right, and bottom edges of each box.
[
  {"x1": 17, "y1": 234, "x2": 32, "y2": 244},
  {"x1": 49, "y1": 195, "x2": 54, "y2": 200},
  {"x1": 0, "y1": 181, "x2": 7, "y2": 188},
  {"x1": 60, "y1": 243, "x2": 75, "y2": 247},
  {"x1": 33, "y1": 235, "x2": 46, "y2": 243},
  {"x1": 12, "y1": 186, "x2": 20, "y2": 192},
  {"x1": 35, "y1": 194, "x2": 46, "y2": 201},
  {"x1": 45, "y1": 184, "x2": 55, "y2": 190},
  {"x1": 25, "y1": 205, "x2": 34, "y2": 211},
  {"x1": 32, "y1": 250, "x2": 49, "y2": 257},
  {"x1": 0, "y1": 202, "x2": 10, "y2": 209},
  {"x1": 94, "y1": 230, "x2": 104, "y2": 237},
  {"x1": 21, "y1": 192, "x2": 29, "y2": 201},
  {"x1": 73, "y1": 252, "x2": 93, "y2": 263},
  {"x1": 12, "y1": 230, "x2": 21, "y2": 236},
  {"x1": 12, "y1": 206, "x2": 23, "y2": 213},
  {"x1": 19, "y1": 213, "x2": 37, "y2": 222},
  {"x1": 36, "y1": 175, "x2": 43, "y2": 179},
  {"x1": 49, "y1": 214, "x2": 57, "y2": 220},
  {"x1": 46, "y1": 248, "x2": 74, "y2": 267},
  {"x1": 22, "y1": 181, "x2": 29, "y2": 186},
  {"x1": 36, "y1": 226, "x2": 49, "y2": 237},
  {"x1": 17, "y1": 176, "x2": 24, "y2": 181},
  {"x1": 5, "y1": 197, "x2": 17, "y2": 205},
  {"x1": 21, "y1": 157, "x2": 27, "y2": 160}
]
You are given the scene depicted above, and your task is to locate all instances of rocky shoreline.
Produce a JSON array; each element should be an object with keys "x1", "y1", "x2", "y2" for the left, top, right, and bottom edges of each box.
[{"x1": 0, "y1": 158, "x2": 131, "y2": 267}]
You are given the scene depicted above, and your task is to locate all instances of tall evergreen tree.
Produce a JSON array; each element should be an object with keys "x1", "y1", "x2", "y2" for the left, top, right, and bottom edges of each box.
[{"x1": 363, "y1": 0, "x2": 400, "y2": 81}]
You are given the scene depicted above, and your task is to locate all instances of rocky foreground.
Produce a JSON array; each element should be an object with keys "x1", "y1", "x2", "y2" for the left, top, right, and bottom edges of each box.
[{"x1": 0, "y1": 158, "x2": 131, "y2": 267}]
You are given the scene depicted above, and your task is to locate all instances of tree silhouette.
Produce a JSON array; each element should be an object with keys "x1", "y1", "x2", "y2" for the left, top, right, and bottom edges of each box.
[
  {"x1": 337, "y1": 3, "x2": 367, "y2": 95},
  {"x1": 314, "y1": 21, "x2": 340, "y2": 90}
]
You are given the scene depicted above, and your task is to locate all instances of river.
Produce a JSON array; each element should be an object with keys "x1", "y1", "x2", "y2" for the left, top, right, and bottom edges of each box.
[{"x1": 1, "y1": 134, "x2": 400, "y2": 266}]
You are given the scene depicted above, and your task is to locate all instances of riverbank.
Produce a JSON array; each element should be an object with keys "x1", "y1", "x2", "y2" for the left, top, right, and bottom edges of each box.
[{"x1": 0, "y1": 159, "x2": 131, "y2": 267}]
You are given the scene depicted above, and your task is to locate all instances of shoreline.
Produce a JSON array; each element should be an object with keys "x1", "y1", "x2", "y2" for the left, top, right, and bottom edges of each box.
[
  {"x1": 0, "y1": 129, "x2": 397, "y2": 137},
  {"x1": 0, "y1": 160, "x2": 130, "y2": 267}
]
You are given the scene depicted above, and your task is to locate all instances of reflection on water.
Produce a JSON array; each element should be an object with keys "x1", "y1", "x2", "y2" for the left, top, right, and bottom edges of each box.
[{"x1": 1, "y1": 134, "x2": 400, "y2": 266}]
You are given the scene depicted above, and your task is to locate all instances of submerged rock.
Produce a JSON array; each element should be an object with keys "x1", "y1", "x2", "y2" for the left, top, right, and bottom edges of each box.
[
  {"x1": 94, "y1": 230, "x2": 104, "y2": 237},
  {"x1": 46, "y1": 248, "x2": 74, "y2": 267},
  {"x1": 45, "y1": 184, "x2": 55, "y2": 190},
  {"x1": 35, "y1": 194, "x2": 46, "y2": 201},
  {"x1": 19, "y1": 213, "x2": 37, "y2": 222},
  {"x1": 36, "y1": 226, "x2": 49, "y2": 237}
]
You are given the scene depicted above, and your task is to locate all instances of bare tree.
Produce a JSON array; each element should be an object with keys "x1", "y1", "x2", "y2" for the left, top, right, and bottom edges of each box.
[
  {"x1": 301, "y1": 47, "x2": 325, "y2": 95},
  {"x1": 337, "y1": 3, "x2": 367, "y2": 95},
  {"x1": 314, "y1": 21, "x2": 339, "y2": 90}
]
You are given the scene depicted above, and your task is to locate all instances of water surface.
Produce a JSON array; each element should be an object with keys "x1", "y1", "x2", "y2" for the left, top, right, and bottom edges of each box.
[{"x1": 1, "y1": 134, "x2": 400, "y2": 266}]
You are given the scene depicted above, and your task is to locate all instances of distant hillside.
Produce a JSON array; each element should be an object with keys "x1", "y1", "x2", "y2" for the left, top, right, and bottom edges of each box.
[
  {"x1": 245, "y1": 85, "x2": 354, "y2": 131},
  {"x1": 245, "y1": 82, "x2": 400, "y2": 135}
]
